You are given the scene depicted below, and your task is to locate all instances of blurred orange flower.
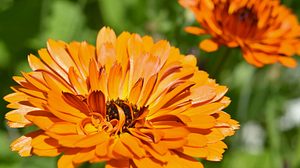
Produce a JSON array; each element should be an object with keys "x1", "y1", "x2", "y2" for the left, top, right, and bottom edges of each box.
[
  {"x1": 4, "y1": 27, "x2": 239, "y2": 167},
  {"x1": 179, "y1": 0, "x2": 300, "y2": 68}
]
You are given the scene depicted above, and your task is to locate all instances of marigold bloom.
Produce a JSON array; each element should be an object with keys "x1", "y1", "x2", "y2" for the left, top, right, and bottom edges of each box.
[
  {"x1": 4, "y1": 27, "x2": 239, "y2": 167},
  {"x1": 179, "y1": 0, "x2": 300, "y2": 68}
]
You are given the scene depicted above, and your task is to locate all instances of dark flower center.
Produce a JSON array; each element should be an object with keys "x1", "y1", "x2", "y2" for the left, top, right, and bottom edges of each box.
[
  {"x1": 106, "y1": 99, "x2": 147, "y2": 130},
  {"x1": 235, "y1": 7, "x2": 258, "y2": 25},
  {"x1": 62, "y1": 91, "x2": 148, "y2": 134},
  {"x1": 219, "y1": 5, "x2": 259, "y2": 39}
]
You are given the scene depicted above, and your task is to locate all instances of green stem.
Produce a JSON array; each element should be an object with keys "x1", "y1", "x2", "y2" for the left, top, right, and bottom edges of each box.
[
  {"x1": 236, "y1": 67, "x2": 255, "y2": 123},
  {"x1": 292, "y1": 128, "x2": 300, "y2": 167},
  {"x1": 265, "y1": 100, "x2": 282, "y2": 168},
  {"x1": 264, "y1": 67, "x2": 283, "y2": 168}
]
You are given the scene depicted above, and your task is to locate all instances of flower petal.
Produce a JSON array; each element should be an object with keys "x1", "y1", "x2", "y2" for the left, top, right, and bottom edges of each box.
[{"x1": 199, "y1": 39, "x2": 219, "y2": 52}]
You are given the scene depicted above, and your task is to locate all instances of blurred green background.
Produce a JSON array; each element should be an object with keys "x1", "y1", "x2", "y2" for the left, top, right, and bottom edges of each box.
[{"x1": 1, "y1": 0, "x2": 300, "y2": 167}]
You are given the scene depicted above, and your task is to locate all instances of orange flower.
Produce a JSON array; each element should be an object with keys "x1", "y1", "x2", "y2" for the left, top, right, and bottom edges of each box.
[
  {"x1": 4, "y1": 27, "x2": 239, "y2": 167},
  {"x1": 179, "y1": 0, "x2": 300, "y2": 68}
]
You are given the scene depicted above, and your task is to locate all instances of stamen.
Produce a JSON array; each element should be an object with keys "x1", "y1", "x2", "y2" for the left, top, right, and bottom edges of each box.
[
  {"x1": 75, "y1": 91, "x2": 148, "y2": 135},
  {"x1": 105, "y1": 99, "x2": 147, "y2": 132}
]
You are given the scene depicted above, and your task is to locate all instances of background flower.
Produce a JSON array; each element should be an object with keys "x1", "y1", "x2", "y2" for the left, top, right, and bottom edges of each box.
[{"x1": 179, "y1": 0, "x2": 300, "y2": 68}]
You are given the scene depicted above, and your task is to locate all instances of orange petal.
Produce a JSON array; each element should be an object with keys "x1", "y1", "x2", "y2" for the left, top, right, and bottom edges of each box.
[
  {"x1": 22, "y1": 72, "x2": 49, "y2": 92},
  {"x1": 189, "y1": 85, "x2": 216, "y2": 104},
  {"x1": 128, "y1": 34, "x2": 144, "y2": 89},
  {"x1": 26, "y1": 111, "x2": 61, "y2": 130},
  {"x1": 68, "y1": 67, "x2": 88, "y2": 95},
  {"x1": 115, "y1": 104, "x2": 126, "y2": 134},
  {"x1": 128, "y1": 78, "x2": 144, "y2": 104},
  {"x1": 66, "y1": 42, "x2": 85, "y2": 78},
  {"x1": 138, "y1": 73, "x2": 158, "y2": 107},
  {"x1": 205, "y1": 141, "x2": 227, "y2": 161},
  {"x1": 186, "y1": 133, "x2": 207, "y2": 147},
  {"x1": 112, "y1": 138, "x2": 134, "y2": 158},
  {"x1": 242, "y1": 50, "x2": 264, "y2": 67},
  {"x1": 98, "y1": 67, "x2": 108, "y2": 96},
  {"x1": 128, "y1": 128, "x2": 154, "y2": 143},
  {"x1": 31, "y1": 133, "x2": 59, "y2": 150},
  {"x1": 149, "y1": 67, "x2": 195, "y2": 105},
  {"x1": 142, "y1": 36, "x2": 154, "y2": 52},
  {"x1": 132, "y1": 157, "x2": 163, "y2": 168},
  {"x1": 151, "y1": 40, "x2": 170, "y2": 69},
  {"x1": 251, "y1": 52, "x2": 277, "y2": 64},
  {"x1": 13, "y1": 86, "x2": 46, "y2": 100},
  {"x1": 72, "y1": 147, "x2": 96, "y2": 164},
  {"x1": 178, "y1": 0, "x2": 198, "y2": 8},
  {"x1": 210, "y1": 86, "x2": 228, "y2": 102},
  {"x1": 5, "y1": 109, "x2": 32, "y2": 128},
  {"x1": 166, "y1": 152, "x2": 204, "y2": 168},
  {"x1": 205, "y1": 128, "x2": 225, "y2": 143},
  {"x1": 87, "y1": 90, "x2": 106, "y2": 116},
  {"x1": 185, "y1": 26, "x2": 207, "y2": 35},
  {"x1": 278, "y1": 56, "x2": 297, "y2": 68},
  {"x1": 33, "y1": 148, "x2": 61, "y2": 157},
  {"x1": 138, "y1": 128, "x2": 164, "y2": 143},
  {"x1": 149, "y1": 141, "x2": 168, "y2": 155},
  {"x1": 74, "y1": 131, "x2": 109, "y2": 148},
  {"x1": 95, "y1": 139, "x2": 111, "y2": 157},
  {"x1": 116, "y1": 32, "x2": 131, "y2": 71},
  {"x1": 96, "y1": 27, "x2": 117, "y2": 69},
  {"x1": 46, "y1": 132, "x2": 85, "y2": 148},
  {"x1": 42, "y1": 71, "x2": 73, "y2": 93},
  {"x1": 179, "y1": 146, "x2": 207, "y2": 158},
  {"x1": 48, "y1": 107, "x2": 82, "y2": 124},
  {"x1": 187, "y1": 115, "x2": 216, "y2": 129},
  {"x1": 183, "y1": 102, "x2": 225, "y2": 116},
  {"x1": 141, "y1": 144, "x2": 168, "y2": 163},
  {"x1": 48, "y1": 92, "x2": 87, "y2": 120},
  {"x1": 78, "y1": 41, "x2": 95, "y2": 75},
  {"x1": 38, "y1": 48, "x2": 68, "y2": 81},
  {"x1": 250, "y1": 43, "x2": 278, "y2": 53},
  {"x1": 4, "y1": 92, "x2": 26, "y2": 103},
  {"x1": 279, "y1": 42, "x2": 296, "y2": 56},
  {"x1": 47, "y1": 39, "x2": 77, "y2": 73},
  {"x1": 28, "y1": 54, "x2": 50, "y2": 71},
  {"x1": 159, "y1": 127, "x2": 189, "y2": 139},
  {"x1": 106, "y1": 159, "x2": 130, "y2": 168},
  {"x1": 120, "y1": 133, "x2": 146, "y2": 158},
  {"x1": 150, "y1": 81, "x2": 195, "y2": 114},
  {"x1": 159, "y1": 138, "x2": 187, "y2": 149},
  {"x1": 182, "y1": 55, "x2": 197, "y2": 66},
  {"x1": 96, "y1": 27, "x2": 117, "y2": 50},
  {"x1": 108, "y1": 63, "x2": 123, "y2": 99},
  {"x1": 88, "y1": 59, "x2": 101, "y2": 91},
  {"x1": 11, "y1": 130, "x2": 43, "y2": 157},
  {"x1": 199, "y1": 39, "x2": 219, "y2": 52},
  {"x1": 57, "y1": 149, "x2": 78, "y2": 168},
  {"x1": 48, "y1": 122, "x2": 78, "y2": 134},
  {"x1": 62, "y1": 92, "x2": 90, "y2": 114}
]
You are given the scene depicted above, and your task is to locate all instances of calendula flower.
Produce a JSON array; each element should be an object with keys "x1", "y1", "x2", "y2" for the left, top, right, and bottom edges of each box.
[
  {"x1": 4, "y1": 27, "x2": 239, "y2": 167},
  {"x1": 179, "y1": 0, "x2": 300, "y2": 68}
]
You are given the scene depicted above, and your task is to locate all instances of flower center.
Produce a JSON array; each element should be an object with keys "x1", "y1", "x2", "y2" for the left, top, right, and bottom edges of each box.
[
  {"x1": 220, "y1": 6, "x2": 259, "y2": 39},
  {"x1": 66, "y1": 91, "x2": 147, "y2": 135},
  {"x1": 235, "y1": 8, "x2": 257, "y2": 24},
  {"x1": 106, "y1": 99, "x2": 146, "y2": 130}
]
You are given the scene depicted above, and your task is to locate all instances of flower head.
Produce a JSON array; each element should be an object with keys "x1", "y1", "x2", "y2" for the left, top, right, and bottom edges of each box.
[
  {"x1": 4, "y1": 27, "x2": 239, "y2": 167},
  {"x1": 180, "y1": 0, "x2": 300, "y2": 67}
]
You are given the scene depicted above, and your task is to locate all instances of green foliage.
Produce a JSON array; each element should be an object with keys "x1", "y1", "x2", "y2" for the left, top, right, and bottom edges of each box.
[{"x1": 1, "y1": 0, "x2": 300, "y2": 167}]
